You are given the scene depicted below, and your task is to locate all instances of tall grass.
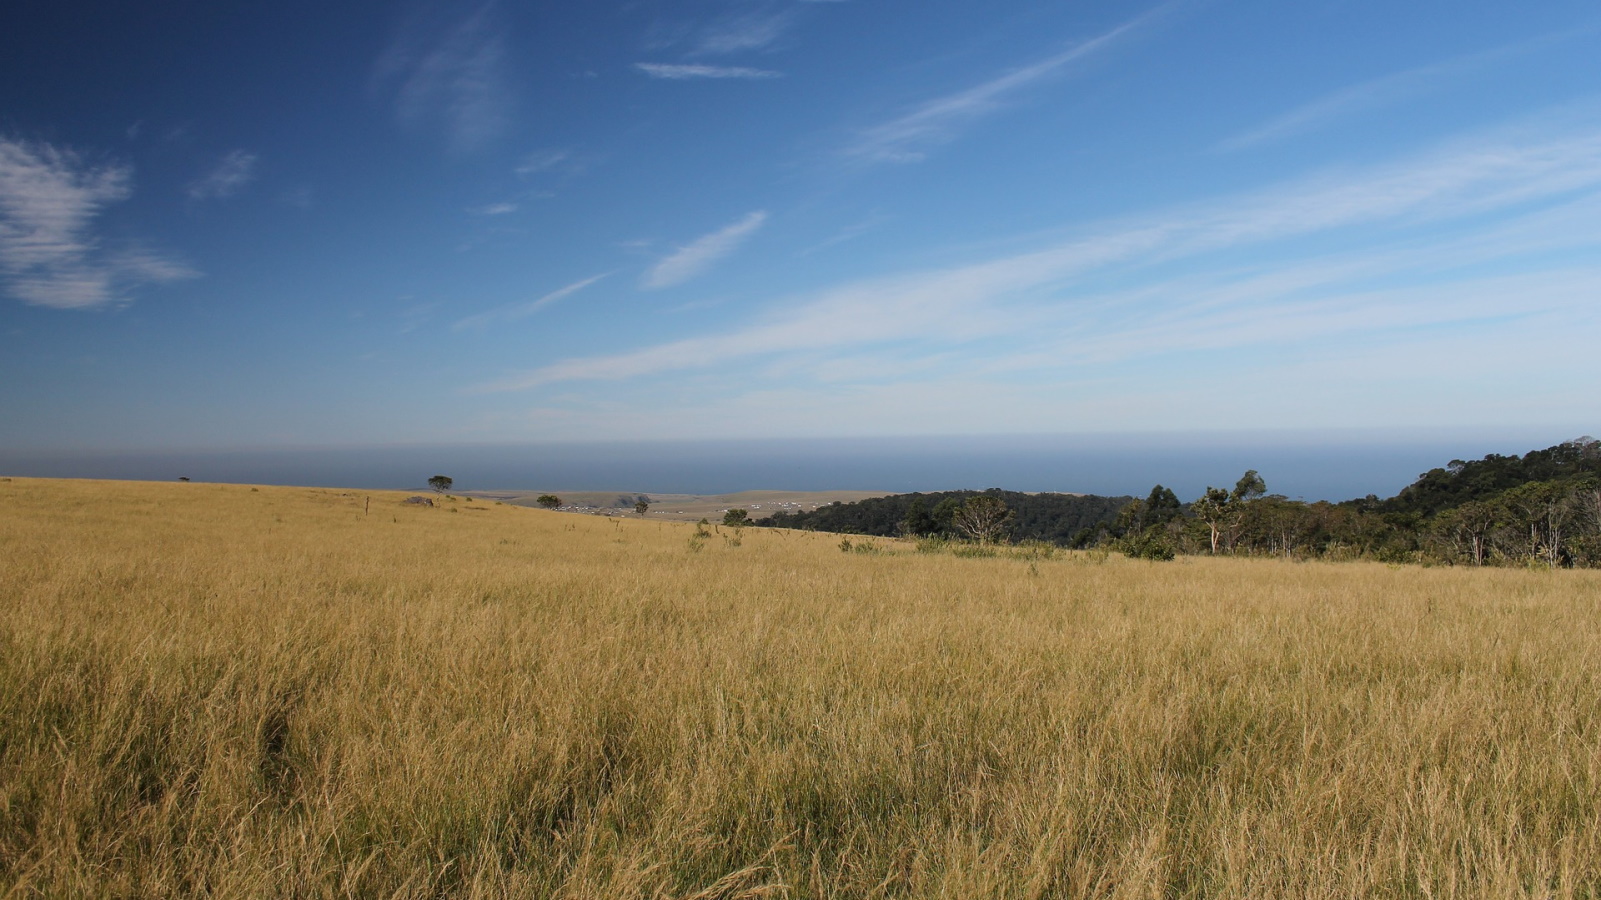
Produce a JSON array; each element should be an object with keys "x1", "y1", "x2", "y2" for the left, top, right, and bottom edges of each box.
[{"x1": 3, "y1": 477, "x2": 1600, "y2": 898}]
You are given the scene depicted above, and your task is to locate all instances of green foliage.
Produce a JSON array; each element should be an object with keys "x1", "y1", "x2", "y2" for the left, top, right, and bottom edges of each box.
[
  {"x1": 536, "y1": 494, "x2": 561, "y2": 509},
  {"x1": 1191, "y1": 486, "x2": 1234, "y2": 554},
  {"x1": 1139, "y1": 485, "x2": 1183, "y2": 531},
  {"x1": 759, "y1": 489, "x2": 1131, "y2": 546},
  {"x1": 1233, "y1": 469, "x2": 1266, "y2": 502},
  {"x1": 899, "y1": 498, "x2": 936, "y2": 537},
  {"x1": 722, "y1": 508, "x2": 750, "y2": 528},
  {"x1": 428, "y1": 475, "x2": 453, "y2": 494},
  {"x1": 765, "y1": 439, "x2": 1601, "y2": 568},
  {"x1": 1121, "y1": 530, "x2": 1176, "y2": 561},
  {"x1": 1385, "y1": 436, "x2": 1600, "y2": 518}
]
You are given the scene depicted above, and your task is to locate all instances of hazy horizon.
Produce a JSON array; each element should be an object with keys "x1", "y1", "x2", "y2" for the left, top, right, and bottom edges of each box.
[{"x1": 2, "y1": 427, "x2": 1579, "y2": 504}]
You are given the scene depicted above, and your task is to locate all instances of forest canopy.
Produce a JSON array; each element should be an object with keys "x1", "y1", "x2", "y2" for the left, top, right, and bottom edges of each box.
[{"x1": 757, "y1": 438, "x2": 1601, "y2": 567}]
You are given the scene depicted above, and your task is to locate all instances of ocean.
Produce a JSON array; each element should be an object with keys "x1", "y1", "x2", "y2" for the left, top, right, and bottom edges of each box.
[{"x1": 0, "y1": 429, "x2": 1578, "y2": 503}]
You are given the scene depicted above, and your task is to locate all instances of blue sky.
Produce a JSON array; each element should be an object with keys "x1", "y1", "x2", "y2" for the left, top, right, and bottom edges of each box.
[{"x1": 2, "y1": 0, "x2": 1599, "y2": 458}]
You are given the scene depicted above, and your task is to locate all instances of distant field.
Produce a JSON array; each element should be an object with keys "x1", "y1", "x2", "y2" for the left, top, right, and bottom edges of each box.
[
  {"x1": 4, "y1": 476, "x2": 1601, "y2": 898},
  {"x1": 468, "y1": 488, "x2": 889, "y2": 522}
]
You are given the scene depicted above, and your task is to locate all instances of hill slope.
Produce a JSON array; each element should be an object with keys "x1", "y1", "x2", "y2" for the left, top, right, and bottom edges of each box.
[{"x1": 3, "y1": 477, "x2": 1600, "y2": 896}]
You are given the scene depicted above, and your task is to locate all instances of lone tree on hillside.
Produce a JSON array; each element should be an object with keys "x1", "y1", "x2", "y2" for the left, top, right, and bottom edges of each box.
[
  {"x1": 723, "y1": 508, "x2": 750, "y2": 527},
  {"x1": 537, "y1": 494, "x2": 561, "y2": 509},
  {"x1": 635, "y1": 498, "x2": 650, "y2": 516},
  {"x1": 952, "y1": 494, "x2": 1013, "y2": 544},
  {"x1": 428, "y1": 475, "x2": 453, "y2": 494}
]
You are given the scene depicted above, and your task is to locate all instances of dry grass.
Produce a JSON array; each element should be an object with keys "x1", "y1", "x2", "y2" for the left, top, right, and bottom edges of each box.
[{"x1": 2, "y1": 477, "x2": 1600, "y2": 898}]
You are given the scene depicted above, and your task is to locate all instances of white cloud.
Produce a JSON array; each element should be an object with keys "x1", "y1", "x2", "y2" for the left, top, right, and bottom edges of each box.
[
  {"x1": 0, "y1": 136, "x2": 196, "y2": 310},
  {"x1": 453, "y1": 273, "x2": 610, "y2": 330},
  {"x1": 844, "y1": 7, "x2": 1166, "y2": 164},
  {"x1": 635, "y1": 63, "x2": 781, "y2": 80},
  {"x1": 481, "y1": 119, "x2": 1601, "y2": 391},
  {"x1": 695, "y1": 7, "x2": 795, "y2": 55},
  {"x1": 1218, "y1": 30, "x2": 1576, "y2": 151},
  {"x1": 799, "y1": 213, "x2": 888, "y2": 255},
  {"x1": 641, "y1": 211, "x2": 767, "y2": 289},
  {"x1": 471, "y1": 201, "x2": 518, "y2": 215},
  {"x1": 372, "y1": 4, "x2": 508, "y2": 152},
  {"x1": 515, "y1": 149, "x2": 570, "y2": 177},
  {"x1": 186, "y1": 149, "x2": 257, "y2": 200}
]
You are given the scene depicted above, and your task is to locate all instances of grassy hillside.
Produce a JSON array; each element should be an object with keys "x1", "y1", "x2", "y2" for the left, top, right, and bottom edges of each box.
[{"x1": 3, "y1": 477, "x2": 1601, "y2": 898}]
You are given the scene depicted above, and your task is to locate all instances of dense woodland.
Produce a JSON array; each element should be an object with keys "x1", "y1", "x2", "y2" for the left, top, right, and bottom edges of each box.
[
  {"x1": 757, "y1": 437, "x2": 1601, "y2": 567},
  {"x1": 757, "y1": 489, "x2": 1133, "y2": 546}
]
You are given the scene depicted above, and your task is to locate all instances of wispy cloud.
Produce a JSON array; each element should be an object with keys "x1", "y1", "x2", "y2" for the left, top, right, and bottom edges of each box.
[
  {"x1": 0, "y1": 136, "x2": 196, "y2": 310},
  {"x1": 453, "y1": 273, "x2": 610, "y2": 330},
  {"x1": 642, "y1": 211, "x2": 767, "y2": 289},
  {"x1": 695, "y1": 6, "x2": 796, "y2": 55},
  {"x1": 798, "y1": 213, "x2": 889, "y2": 255},
  {"x1": 471, "y1": 201, "x2": 518, "y2": 215},
  {"x1": 635, "y1": 63, "x2": 782, "y2": 80},
  {"x1": 514, "y1": 149, "x2": 570, "y2": 177},
  {"x1": 186, "y1": 149, "x2": 257, "y2": 200},
  {"x1": 844, "y1": 7, "x2": 1166, "y2": 164},
  {"x1": 372, "y1": 4, "x2": 508, "y2": 152},
  {"x1": 1218, "y1": 30, "x2": 1581, "y2": 151},
  {"x1": 480, "y1": 119, "x2": 1601, "y2": 391}
]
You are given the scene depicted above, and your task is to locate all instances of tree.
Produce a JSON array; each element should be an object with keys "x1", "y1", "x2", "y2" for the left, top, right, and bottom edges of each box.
[
  {"x1": 428, "y1": 475, "x2": 453, "y2": 494},
  {"x1": 952, "y1": 495, "x2": 1013, "y2": 543},
  {"x1": 723, "y1": 508, "x2": 750, "y2": 527},
  {"x1": 1499, "y1": 481, "x2": 1579, "y2": 567},
  {"x1": 1138, "y1": 485, "x2": 1183, "y2": 531},
  {"x1": 1432, "y1": 500, "x2": 1498, "y2": 565},
  {"x1": 635, "y1": 498, "x2": 650, "y2": 516},
  {"x1": 898, "y1": 498, "x2": 936, "y2": 537},
  {"x1": 1233, "y1": 470, "x2": 1266, "y2": 503},
  {"x1": 1225, "y1": 470, "x2": 1267, "y2": 552},
  {"x1": 1253, "y1": 496, "x2": 1313, "y2": 558},
  {"x1": 537, "y1": 494, "x2": 561, "y2": 509},
  {"x1": 1192, "y1": 487, "x2": 1232, "y2": 554}
]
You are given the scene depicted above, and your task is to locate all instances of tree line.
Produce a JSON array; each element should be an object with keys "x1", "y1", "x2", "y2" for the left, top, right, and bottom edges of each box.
[
  {"x1": 757, "y1": 437, "x2": 1601, "y2": 567},
  {"x1": 756, "y1": 489, "x2": 1133, "y2": 545}
]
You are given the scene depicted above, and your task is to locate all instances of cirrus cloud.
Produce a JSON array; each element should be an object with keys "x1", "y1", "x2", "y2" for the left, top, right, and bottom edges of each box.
[
  {"x1": 0, "y1": 136, "x2": 196, "y2": 310},
  {"x1": 186, "y1": 149, "x2": 257, "y2": 200},
  {"x1": 635, "y1": 63, "x2": 782, "y2": 80},
  {"x1": 642, "y1": 211, "x2": 768, "y2": 289}
]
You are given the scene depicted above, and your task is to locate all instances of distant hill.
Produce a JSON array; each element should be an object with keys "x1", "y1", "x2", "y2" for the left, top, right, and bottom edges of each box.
[
  {"x1": 1380, "y1": 436, "x2": 1601, "y2": 518},
  {"x1": 756, "y1": 488, "x2": 1134, "y2": 546},
  {"x1": 753, "y1": 437, "x2": 1601, "y2": 565}
]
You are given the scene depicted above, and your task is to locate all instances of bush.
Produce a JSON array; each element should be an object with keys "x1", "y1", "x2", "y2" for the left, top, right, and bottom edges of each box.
[{"x1": 1121, "y1": 531, "x2": 1176, "y2": 561}]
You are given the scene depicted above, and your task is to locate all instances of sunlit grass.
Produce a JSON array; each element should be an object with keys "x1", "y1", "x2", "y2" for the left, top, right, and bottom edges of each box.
[{"x1": 3, "y1": 477, "x2": 1600, "y2": 898}]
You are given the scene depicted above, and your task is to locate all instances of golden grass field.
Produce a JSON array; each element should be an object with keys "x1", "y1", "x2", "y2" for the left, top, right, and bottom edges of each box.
[
  {"x1": 3, "y1": 477, "x2": 1600, "y2": 898},
  {"x1": 471, "y1": 490, "x2": 889, "y2": 523}
]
